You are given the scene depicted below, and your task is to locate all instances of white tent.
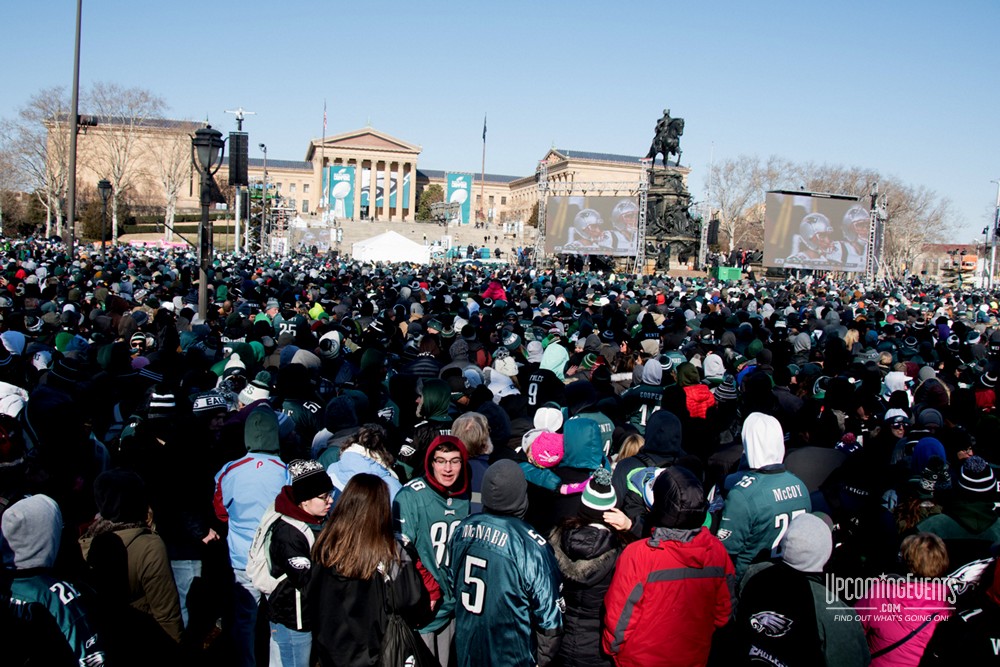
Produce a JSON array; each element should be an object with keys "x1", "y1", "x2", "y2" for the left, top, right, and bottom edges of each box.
[{"x1": 352, "y1": 230, "x2": 431, "y2": 264}]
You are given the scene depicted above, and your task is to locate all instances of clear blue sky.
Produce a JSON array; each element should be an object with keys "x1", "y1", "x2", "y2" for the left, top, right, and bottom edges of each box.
[{"x1": 3, "y1": 1, "x2": 998, "y2": 239}]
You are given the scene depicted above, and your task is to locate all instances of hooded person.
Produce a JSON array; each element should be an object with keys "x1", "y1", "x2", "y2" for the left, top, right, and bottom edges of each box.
[
  {"x1": 392, "y1": 434, "x2": 471, "y2": 663},
  {"x1": 717, "y1": 412, "x2": 811, "y2": 580},
  {"x1": 737, "y1": 513, "x2": 869, "y2": 667},
  {"x1": 447, "y1": 460, "x2": 563, "y2": 667},
  {"x1": 540, "y1": 335, "x2": 570, "y2": 380},
  {"x1": 621, "y1": 361, "x2": 666, "y2": 435},
  {"x1": 2, "y1": 494, "x2": 109, "y2": 666},
  {"x1": 213, "y1": 405, "x2": 290, "y2": 666},
  {"x1": 677, "y1": 361, "x2": 716, "y2": 419},
  {"x1": 612, "y1": 410, "x2": 687, "y2": 530},
  {"x1": 603, "y1": 466, "x2": 734, "y2": 667},
  {"x1": 326, "y1": 423, "x2": 402, "y2": 505},
  {"x1": 79, "y1": 469, "x2": 183, "y2": 644},
  {"x1": 416, "y1": 378, "x2": 455, "y2": 433}
]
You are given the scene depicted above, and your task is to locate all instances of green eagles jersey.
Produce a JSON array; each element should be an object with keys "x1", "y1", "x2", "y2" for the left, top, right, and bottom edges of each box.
[
  {"x1": 718, "y1": 466, "x2": 812, "y2": 581},
  {"x1": 447, "y1": 512, "x2": 562, "y2": 667},
  {"x1": 393, "y1": 477, "x2": 470, "y2": 633},
  {"x1": 9, "y1": 573, "x2": 107, "y2": 665},
  {"x1": 572, "y1": 411, "x2": 615, "y2": 456},
  {"x1": 621, "y1": 384, "x2": 665, "y2": 434}
]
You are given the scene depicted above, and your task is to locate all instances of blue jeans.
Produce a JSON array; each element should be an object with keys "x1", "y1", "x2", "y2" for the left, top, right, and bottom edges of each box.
[
  {"x1": 233, "y1": 568, "x2": 261, "y2": 667},
  {"x1": 170, "y1": 559, "x2": 202, "y2": 629},
  {"x1": 270, "y1": 622, "x2": 312, "y2": 667}
]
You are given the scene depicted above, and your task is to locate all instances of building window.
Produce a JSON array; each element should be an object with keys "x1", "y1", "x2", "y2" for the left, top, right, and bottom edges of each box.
[
  {"x1": 302, "y1": 200, "x2": 309, "y2": 213},
  {"x1": 290, "y1": 183, "x2": 296, "y2": 193},
  {"x1": 303, "y1": 183, "x2": 310, "y2": 193},
  {"x1": 501, "y1": 196, "x2": 507, "y2": 205},
  {"x1": 276, "y1": 182, "x2": 282, "y2": 191},
  {"x1": 476, "y1": 195, "x2": 482, "y2": 205},
  {"x1": 488, "y1": 195, "x2": 495, "y2": 206}
]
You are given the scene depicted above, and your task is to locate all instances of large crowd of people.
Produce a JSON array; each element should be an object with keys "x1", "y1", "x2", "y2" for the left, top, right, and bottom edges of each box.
[{"x1": 2, "y1": 236, "x2": 1000, "y2": 666}]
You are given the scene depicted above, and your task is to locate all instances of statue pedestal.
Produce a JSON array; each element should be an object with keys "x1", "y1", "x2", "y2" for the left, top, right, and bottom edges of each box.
[{"x1": 645, "y1": 165, "x2": 701, "y2": 271}]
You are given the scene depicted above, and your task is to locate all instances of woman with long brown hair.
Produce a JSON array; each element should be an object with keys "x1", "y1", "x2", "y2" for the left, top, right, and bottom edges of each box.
[{"x1": 307, "y1": 473, "x2": 435, "y2": 667}]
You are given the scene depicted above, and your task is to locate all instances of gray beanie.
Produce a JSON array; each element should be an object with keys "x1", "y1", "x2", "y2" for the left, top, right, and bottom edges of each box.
[
  {"x1": 781, "y1": 513, "x2": 832, "y2": 573},
  {"x1": 245, "y1": 406, "x2": 280, "y2": 453},
  {"x1": 482, "y1": 460, "x2": 528, "y2": 519}
]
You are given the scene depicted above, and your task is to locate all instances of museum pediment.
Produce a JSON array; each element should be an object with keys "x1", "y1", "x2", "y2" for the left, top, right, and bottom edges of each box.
[{"x1": 308, "y1": 128, "x2": 421, "y2": 159}]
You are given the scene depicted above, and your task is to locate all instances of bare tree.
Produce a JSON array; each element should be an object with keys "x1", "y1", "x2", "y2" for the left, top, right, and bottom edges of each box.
[
  {"x1": 155, "y1": 132, "x2": 190, "y2": 243},
  {"x1": 704, "y1": 155, "x2": 794, "y2": 252},
  {"x1": 0, "y1": 87, "x2": 73, "y2": 238},
  {"x1": 84, "y1": 83, "x2": 165, "y2": 244}
]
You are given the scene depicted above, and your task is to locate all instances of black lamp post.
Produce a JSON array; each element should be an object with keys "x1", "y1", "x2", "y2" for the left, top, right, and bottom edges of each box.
[
  {"x1": 97, "y1": 179, "x2": 111, "y2": 262},
  {"x1": 191, "y1": 125, "x2": 225, "y2": 323}
]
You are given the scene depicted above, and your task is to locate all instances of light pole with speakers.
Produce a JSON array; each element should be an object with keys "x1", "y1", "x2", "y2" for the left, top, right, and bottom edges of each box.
[{"x1": 192, "y1": 126, "x2": 226, "y2": 323}]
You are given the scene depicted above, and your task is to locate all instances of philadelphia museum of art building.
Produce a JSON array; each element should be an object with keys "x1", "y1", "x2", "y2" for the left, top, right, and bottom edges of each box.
[{"x1": 66, "y1": 120, "x2": 648, "y2": 225}]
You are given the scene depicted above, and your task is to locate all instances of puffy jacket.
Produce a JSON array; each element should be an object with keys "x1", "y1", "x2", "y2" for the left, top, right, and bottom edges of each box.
[
  {"x1": 267, "y1": 487, "x2": 325, "y2": 631},
  {"x1": 550, "y1": 524, "x2": 621, "y2": 667},
  {"x1": 682, "y1": 384, "x2": 716, "y2": 419},
  {"x1": 602, "y1": 527, "x2": 733, "y2": 667}
]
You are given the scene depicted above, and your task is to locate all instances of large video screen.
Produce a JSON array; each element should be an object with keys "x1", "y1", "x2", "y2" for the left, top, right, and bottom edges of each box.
[
  {"x1": 763, "y1": 191, "x2": 870, "y2": 272},
  {"x1": 544, "y1": 196, "x2": 640, "y2": 256}
]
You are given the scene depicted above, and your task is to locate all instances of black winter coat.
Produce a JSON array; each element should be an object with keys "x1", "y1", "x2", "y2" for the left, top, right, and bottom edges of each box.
[
  {"x1": 549, "y1": 524, "x2": 620, "y2": 667},
  {"x1": 306, "y1": 541, "x2": 430, "y2": 667}
]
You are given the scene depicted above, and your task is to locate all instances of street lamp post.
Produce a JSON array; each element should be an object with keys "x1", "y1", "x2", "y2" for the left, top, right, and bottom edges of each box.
[
  {"x1": 97, "y1": 179, "x2": 111, "y2": 262},
  {"x1": 259, "y1": 143, "x2": 268, "y2": 255},
  {"x1": 991, "y1": 180, "x2": 1000, "y2": 291},
  {"x1": 192, "y1": 126, "x2": 225, "y2": 323}
]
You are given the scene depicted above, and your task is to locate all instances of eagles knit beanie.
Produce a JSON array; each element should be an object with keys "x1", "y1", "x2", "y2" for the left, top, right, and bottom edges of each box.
[
  {"x1": 959, "y1": 456, "x2": 996, "y2": 494},
  {"x1": 781, "y1": 513, "x2": 832, "y2": 573},
  {"x1": 288, "y1": 459, "x2": 333, "y2": 503},
  {"x1": 239, "y1": 370, "x2": 273, "y2": 406},
  {"x1": 579, "y1": 467, "x2": 617, "y2": 523}
]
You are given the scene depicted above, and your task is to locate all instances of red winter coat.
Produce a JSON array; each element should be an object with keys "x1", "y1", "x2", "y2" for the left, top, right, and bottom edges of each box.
[
  {"x1": 602, "y1": 527, "x2": 733, "y2": 667},
  {"x1": 683, "y1": 384, "x2": 717, "y2": 419}
]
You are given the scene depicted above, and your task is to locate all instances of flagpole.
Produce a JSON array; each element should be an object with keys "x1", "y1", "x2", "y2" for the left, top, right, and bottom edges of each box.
[
  {"x1": 480, "y1": 113, "x2": 487, "y2": 227},
  {"x1": 321, "y1": 100, "x2": 327, "y2": 218}
]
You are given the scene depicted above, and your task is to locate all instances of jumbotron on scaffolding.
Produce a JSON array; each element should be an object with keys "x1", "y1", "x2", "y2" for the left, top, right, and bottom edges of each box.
[{"x1": 532, "y1": 159, "x2": 650, "y2": 274}]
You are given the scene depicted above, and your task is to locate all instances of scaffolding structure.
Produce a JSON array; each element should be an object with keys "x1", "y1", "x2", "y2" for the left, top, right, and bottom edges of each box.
[{"x1": 865, "y1": 183, "x2": 888, "y2": 283}]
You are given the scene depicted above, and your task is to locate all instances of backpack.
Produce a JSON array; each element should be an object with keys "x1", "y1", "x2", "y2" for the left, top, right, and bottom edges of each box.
[{"x1": 247, "y1": 502, "x2": 315, "y2": 596}]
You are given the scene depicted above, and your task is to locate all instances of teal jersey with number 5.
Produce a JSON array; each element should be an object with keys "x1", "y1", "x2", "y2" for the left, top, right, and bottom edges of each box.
[{"x1": 447, "y1": 512, "x2": 562, "y2": 667}]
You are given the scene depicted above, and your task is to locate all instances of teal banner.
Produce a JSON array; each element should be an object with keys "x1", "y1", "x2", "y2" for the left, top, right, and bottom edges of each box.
[
  {"x1": 325, "y1": 166, "x2": 355, "y2": 219},
  {"x1": 446, "y1": 172, "x2": 473, "y2": 225},
  {"x1": 402, "y1": 172, "x2": 411, "y2": 211}
]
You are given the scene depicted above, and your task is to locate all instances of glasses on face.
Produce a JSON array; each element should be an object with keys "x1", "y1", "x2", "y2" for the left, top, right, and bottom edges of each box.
[
  {"x1": 432, "y1": 457, "x2": 463, "y2": 468},
  {"x1": 315, "y1": 492, "x2": 332, "y2": 501}
]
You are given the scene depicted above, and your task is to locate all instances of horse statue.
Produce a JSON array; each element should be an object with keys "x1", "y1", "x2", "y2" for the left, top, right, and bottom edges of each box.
[{"x1": 645, "y1": 109, "x2": 684, "y2": 167}]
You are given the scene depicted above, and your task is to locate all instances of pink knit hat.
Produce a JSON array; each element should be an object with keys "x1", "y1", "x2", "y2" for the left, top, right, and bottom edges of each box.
[{"x1": 528, "y1": 431, "x2": 564, "y2": 468}]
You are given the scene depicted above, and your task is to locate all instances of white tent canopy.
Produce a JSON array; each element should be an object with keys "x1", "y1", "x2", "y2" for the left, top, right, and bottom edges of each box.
[{"x1": 352, "y1": 230, "x2": 430, "y2": 264}]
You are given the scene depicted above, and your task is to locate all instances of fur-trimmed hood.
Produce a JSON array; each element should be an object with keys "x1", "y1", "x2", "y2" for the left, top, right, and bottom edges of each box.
[{"x1": 549, "y1": 524, "x2": 620, "y2": 585}]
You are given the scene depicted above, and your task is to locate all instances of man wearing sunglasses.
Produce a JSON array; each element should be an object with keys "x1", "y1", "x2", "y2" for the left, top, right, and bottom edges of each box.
[{"x1": 393, "y1": 435, "x2": 471, "y2": 666}]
